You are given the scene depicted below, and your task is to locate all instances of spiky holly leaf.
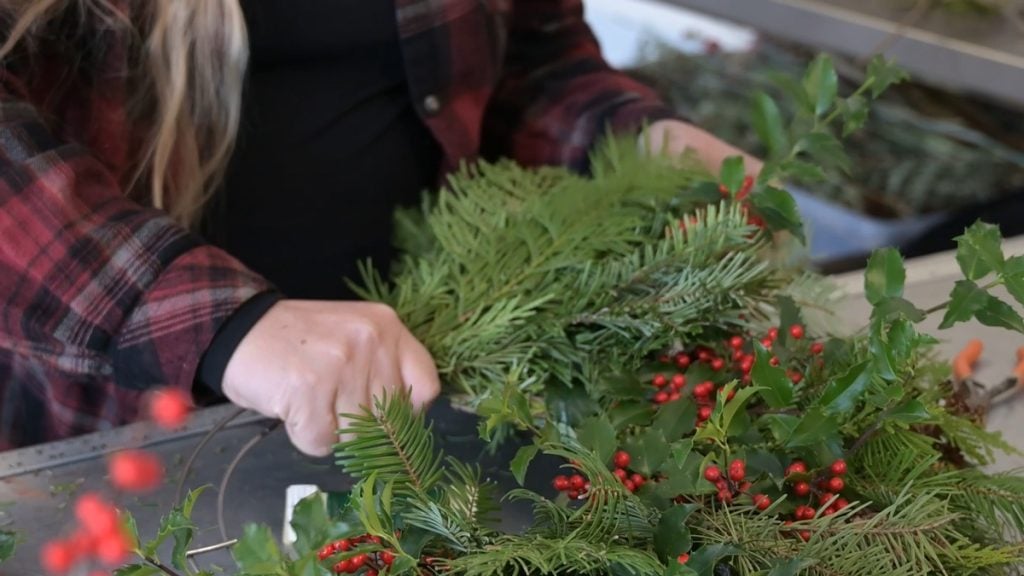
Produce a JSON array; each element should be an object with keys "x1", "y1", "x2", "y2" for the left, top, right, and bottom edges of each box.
[
  {"x1": 686, "y1": 544, "x2": 742, "y2": 576},
  {"x1": 803, "y1": 54, "x2": 839, "y2": 117},
  {"x1": 752, "y1": 344, "x2": 792, "y2": 408},
  {"x1": 888, "y1": 400, "x2": 933, "y2": 425},
  {"x1": 795, "y1": 131, "x2": 851, "y2": 173},
  {"x1": 955, "y1": 221, "x2": 1004, "y2": 280},
  {"x1": 577, "y1": 414, "x2": 616, "y2": 465},
  {"x1": 939, "y1": 280, "x2": 989, "y2": 329},
  {"x1": 867, "y1": 56, "x2": 909, "y2": 97},
  {"x1": 819, "y1": 361, "x2": 873, "y2": 415},
  {"x1": 510, "y1": 445, "x2": 539, "y2": 486},
  {"x1": 233, "y1": 524, "x2": 284, "y2": 575},
  {"x1": 654, "y1": 504, "x2": 699, "y2": 563},
  {"x1": 864, "y1": 248, "x2": 905, "y2": 305},
  {"x1": 975, "y1": 293, "x2": 1024, "y2": 333},
  {"x1": 141, "y1": 486, "x2": 207, "y2": 570},
  {"x1": 750, "y1": 186, "x2": 805, "y2": 242}
]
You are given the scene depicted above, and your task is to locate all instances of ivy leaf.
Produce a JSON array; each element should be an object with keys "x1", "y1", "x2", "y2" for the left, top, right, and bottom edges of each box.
[
  {"x1": 114, "y1": 566, "x2": 162, "y2": 576},
  {"x1": 510, "y1": 445, "x2": 539, "y2": 486},
  {"x1": 752, "y1": 92, "x2": 788, "y2": 160},
  {"x1": 864, "y1": 248, "x2": 905, "y2": 305},
  {"x1": 786, "y1": 408, "x2": 839, "y2": 448},
  {"x1": 576, "y1": 415, "x2": 616, "y2": 465},
  {"x1": 719, "y1": 156, "x2": 746, "y2": 195},
  {"x1": 939, "y1": 280, "x2": 989, "y2": 329},
  {"x1": 803, "y1": 54, "x2": 839, "y2": 117},
  {"x1": 819, "y1": 361, "x2": 874, "y2": 415},
  {"x1": 0, "y1": 530, "x2": 15, "y2": 563},
  {"x1": 654, "y1": 504, "x2": 699, "y2": 562},
  {"x1": 752, "y1": 344, "x2": 792, "y2": 408},
  {"x1": 750, "y1": 186, "x2": 805, "y2": 243},
  {"x1": 867, "y1": 56, "x2": 909, "y2": 98},
  {"x1": 232, "y1": 524, "x2": 284, "y2": 575},
  {"x1": 955, "y1": 221, "x2": 1004, "y2": 280},
  {"x1": 795, "y1": 131, "x2": 851, "y2": 173},
  {"x1": 840, "y1": 95, "x2": 869, "y2": 136},
  {"x1": 1002, "y1": 255, "x2": 1024, "y2": 307},
  {"x1": 889, "y1": 400, "x2": 933, "y2": 425},
  {"x1": 768, "y1": 558, "x2": 818, "y2": 576},
  {"x1": 975, "y1": 293, "x2": 1024, "y2": 333},
  {"x1": 652, "y1": 397, "x2": 697, "y2": 441},
  {"x1": 686, "y1": 544, "x2": 742, "y2": 576}
]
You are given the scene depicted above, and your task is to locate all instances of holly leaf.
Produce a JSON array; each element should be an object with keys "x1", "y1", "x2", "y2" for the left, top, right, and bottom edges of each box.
[
  {"x1": 719, "y1": 156, "x2": 746, "y2": 195},
  {"x1": 652, "y1": 397, "x2": 697, "y2": 441},
  {"x1": 654, "y1": 504, "x2": 699, "y2": 562},
  {"x1": 608, "y1": 401, "x2": 655, "y2": 431},
  {"x1": 778, "y1": 159, "x2": 827, "y2": 183},
  {"x1": 114, "y1": 566, "x2": 162, "y2": 576},
  {"x1": 545, "y1": 383, "x2": 600, "y2": 425},
  {"x1": 767, "y1": 71, "x2": 813, "y2": 114},
  {"x1": 287, "y1": 555, "x2": 332, "y2": 576},
  {"x1": 819, "y1": 361, "x2": 874, "y2": 414},
  {"x1": 143, "y1": 486, "x2": 207, "y2": 564},
  {"x1": 750, "y1": 186, "x2": 805, "y2": 243},
  {"x1": 867, "y1": 56, "x2": 909, "y2": 98},
  {"x1": 786, "y1": 408, "x2": 839, "y2": 448},
  {"x1": 671, "y1": 439, "x2": 694, "y2": 468},
  {"x1": 576, "y1": 415, "x2": 616, "y2": 465},
  {"x1": 752, "y1": 92, "x2": 789, "y2": 160},
  {"x1": 745, "y1": 450, "x2": 784, "y2": 481},
  {"x1": 955, "y1": 221, "x2": 1004, "y2": 280},
  {"x1": 794, "y1": 131, "x2": 851, "y2": 173},
  {"x1": 0, "y1": 530, "x2": 15, "y2": 563},
  {"x1": 752, "y1": 344, "x2": 792, "y2": 408},
  {"x1": 768, "y1": 558, "x2": 818, "y2": 576},
  {"x1": 869, "y1": 320, "x2": 897, "y2": 383},
  {"x1": 510, "y1": 445, "x2": 539, "y2": 486},
  {"x1": 290, "y1": 493, "x2": 329, "y2": 557},
  {"x1": 686, "y1": 544, "x2": 742, "y2": 576},
  {"x1": 1002, "y1": 255, "x2": 1024, "y2": 307},
  {"x1": 625, "y1": 428, "x2": 670, "y2": 476},
  {"x1": 975, "y1": 293, "x2": 1024, "y2": 333},
  {"x1": 803, "y1": 54, "x2": 839, "y2": 117},
  {"x1": 888, "y1": 400, "x2": 933, "y2": 425},
  {"x1": 840, "y1": 95, "x2": 870, "y2": 136},
  {"x1": 721, "y1": 385, "x2": 761, "y2": 435},
  {"x1": 939, "y1": 280, "x2": 989, "y2": 329},
  {"x1": 761, "y1": 414, "x2": 799, "y2": 443},
  {"x1": 865, "y1": 248, "x2": 905, "y2": 305},
  {"x1": 232, "y1": 524, "x2": 284, "y2": 575},
  {"x1": 871, "y1": 296, "x2": 925, "y2": 323}
]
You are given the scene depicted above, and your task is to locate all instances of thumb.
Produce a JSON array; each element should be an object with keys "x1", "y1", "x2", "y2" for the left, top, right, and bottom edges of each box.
[{"x1": 398, "y1": 333, "x2": 441, "y2": 409}]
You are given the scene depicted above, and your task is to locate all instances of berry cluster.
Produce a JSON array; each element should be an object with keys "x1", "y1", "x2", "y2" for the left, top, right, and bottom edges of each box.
[
  {"x1": 552, "y1": 472, "x2": 590, "y2": 500},
  {"x1": 317, "y1": 535, "x2": 395, "y2": 575},
  {"x1": 702, "y1": 459, "x2": 771, "y2": 509},
  {"x1": 611, "y1": 450, "x2": 647, "y2": 493},
  {"x1": 782, "y1": 459, "x2": 850, "y2": 542}
]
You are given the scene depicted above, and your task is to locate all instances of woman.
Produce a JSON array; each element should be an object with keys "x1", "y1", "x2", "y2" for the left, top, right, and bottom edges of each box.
[{"x1": 0, "y1": 0, "x2": 756, "y2": 456}]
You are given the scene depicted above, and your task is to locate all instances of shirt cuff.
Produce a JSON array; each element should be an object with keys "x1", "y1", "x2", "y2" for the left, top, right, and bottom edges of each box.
[{"x1": 196, "y1": 290, "x2": 284, "y2": 395}]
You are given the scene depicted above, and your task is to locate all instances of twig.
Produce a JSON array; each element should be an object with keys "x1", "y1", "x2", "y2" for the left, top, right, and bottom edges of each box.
[
  {"x1": 145, "y1": 557, "x2": 185, "y2": 576},
  {"x1": 860, "y1": 0, "x2": 935, "y2": 65},
  {"x1": 175, "y1": 407, "x2": 247, "y2": 503},
  {"x1": 984, "y1": 377, "x2": 1020, "y2": 406},
  {"x1": 217, "y1": 420, "x2": 281, "y2": 540}
]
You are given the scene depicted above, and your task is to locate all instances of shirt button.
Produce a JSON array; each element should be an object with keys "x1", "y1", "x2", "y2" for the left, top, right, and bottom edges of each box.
[{"x1": 423, "y1": 94, "x2": 441, "y2": 114}]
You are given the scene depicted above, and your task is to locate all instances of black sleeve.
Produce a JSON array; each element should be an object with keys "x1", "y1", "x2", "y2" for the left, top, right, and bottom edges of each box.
[{"x1": 196, "y1": 291, "x2": 284, "y2": 395}]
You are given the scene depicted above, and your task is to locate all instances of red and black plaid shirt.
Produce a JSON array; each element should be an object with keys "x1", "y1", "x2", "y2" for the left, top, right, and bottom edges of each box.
[{"x1": 0, "y1": 0, "x2": 676, "y2": 449}]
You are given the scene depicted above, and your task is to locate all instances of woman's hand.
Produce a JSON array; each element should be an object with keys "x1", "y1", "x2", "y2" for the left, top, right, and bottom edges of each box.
[
  {"x1": 220, "y1": 300, "x2": 441, "y2": 456},
  {"x1": 641, "y1": 119, "x2": 763, "y2": 177}
]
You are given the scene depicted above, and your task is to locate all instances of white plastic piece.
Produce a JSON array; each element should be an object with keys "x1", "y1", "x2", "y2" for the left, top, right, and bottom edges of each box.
[{"x1": 283, "y1": 484, "x2": 323, "y2": 553}]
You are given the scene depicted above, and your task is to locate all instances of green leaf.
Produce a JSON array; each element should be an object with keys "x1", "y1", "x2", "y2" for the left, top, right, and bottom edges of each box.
[
  {"x1": 290, "y1": 493, "x2": 329, "y2": 557},
  {"x1": 545, "y1": 383, "x2": 600, "y2": 425},
  {"x1": 745, "y1": 450, "x2": 784, "y2": 481},
  {"x1": 288, "y1": 555, "x2": 332, "y2": 576},
  {"x1": 143, "y1": 486, "x2": 208, "y2": 564},
  {"x1": 867, "y1": 56, "x2": 909, "y2": 98},
  {"x1": 803, "y1": 54, "x2": 839, "y2": 117},
  {"x1": 232, "y1": 524, "x2": 284, "y2": 575},
  {"x1": 752, "y1": 91, "x2": 788, "y2": 159},
  {"x1": 761, "y1": 414, "x2": 799, "y2": 443},
  {"x1": 955, "y1": 221, "x2": 1004, "y2": 280},
  {"x1": 840, "y1": 95, "x2": 870, "y2": 136},
  {"x1": 392, "y1": 556, "x2": 418, "y2": 573},
  {"x1": 778, "y1": 159, "x2": 827, "y2": 183},
  {"x1": 819, "y1": 361, "x2": 874, "y2": 414},
  {"x1": 864, "y1": 248, "x2": 905, "y2": 305},
  {"x1": 721, "y1": 385, "x2": 762, "y2": 435},
  {"x1": 939, "y1": 280, "x2": 989, "y2": 329},
  {"x1": 975, "y1": 293, "x2": 1024, "y2": 333},
  {"x1": 719, "y1": 156, "x2": 746, "y2": 195},
  {"x1": 670, "y1": 439, "x2": 694, "y2": 468},
  {"x1": 626, "y1": 428, "x2": 670, "y2": 476},
  {"x1": 868, "y1": 320, "x2": 897, "y2": 383},
  {"x1": 652, "y1": 397, "x2": 697, "y2": 441},
  {"x1": 687, "y1": 543, "x2": 742, "y2": 576},
  {"x1": 114, "y1": 566, "x2": 162, "y2": 576},
  {"x1": 766, "y1": 71, "x2": 813, "y2": 113},
  {"x1": 510, "y1": 445, "x2": 539, "y2": 486},
  {"x1": 0, "y1": 529, "x2": 15, "y2": 563},
  {"x1": 888, "y1": 400, "x2": 933, "y2": 425},
  {"x1": 576, "y1": 415, "x2": 616, "y2": 465},
  {"x1": 871, "y1": 296, "x2": 925, "y2": 323},
  {"x1": 1002, "y1": 255, "x2": 1024, "y2": 307},
  {"x1": 752, "y1": 344, "x2": 792, "y2": 408},
  {"x1": 750, "y1": 186, "x2": 805, "y2": 242},
  {"x1": 786, "y1": 408, "x2": 838, "y2": 448},
  {"x1": 795, "y1": 131, "x2": 851, "y2": 173},
  {"x1": 654, "y1": 504, "x2": 699, "y2": 562},
  {"x1": 608, "y1": 401, "x2": 655, "y2": 431},
  {"x1": 768, "y1": 558, "x2": 818, "y2": 576}
]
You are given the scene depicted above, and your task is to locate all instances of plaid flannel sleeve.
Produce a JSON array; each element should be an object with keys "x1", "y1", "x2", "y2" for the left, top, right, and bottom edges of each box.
[
  {"x1": 0, "y1": 96, "x2": 271, "y2": 448},
  {"x1": 482, "y1": 0, "x2": 681, "y2": 171}
]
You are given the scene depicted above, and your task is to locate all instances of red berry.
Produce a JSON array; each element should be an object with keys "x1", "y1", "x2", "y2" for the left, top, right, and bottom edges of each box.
[
  {"x1": 668, "y1": 391, "x2": 681, "y2": 402},
  {"x1": 710, "y1": 358, "x2": 725, "y2": 372},
  {"x1": 835, "y1": 498, "x2": 849, "y2": 510},
  {"x1": 819, "y1": 493, "x2": 835, "y2": 506},
  {"x1": 810, "y1": 342, "x2": 824, "y2": 355},
  {"x1": 367, "y1": 571, "x2": 379, "y2": 576},
  {"x1": 41, "y1": 540, "x2": 75, "y2": 574},
  {"x1": 729, "y1": 336, "x2": 744, "y2": 350},
  {"x1": 786, "y1": 461, "x2": 807, "y2": 476},
  {"x1": 653, "y1": 391, "x2": 669, "y2": 404},
  {"x1": 109, "y1": 450, "x2": 164, "y2": 493},
  {"x1": 569, "y1": 475, "x2": 586, "y2": 490},
  {"x1": 824, "y1": 506, "x2": 837, "y2": 516},
  {"x1": 613, "y1": 450, "x2": 631, "y2": 468},
  {"x1": 68, "y1": 529, "x2": 97, "y2": 558},
  {"x1": 769, "y1": 356, "x2": 780, "y2": 366},
  {"x1": 728, "y1": 461, "x2": 745, "y2": 482},
  {"x1": 760, "y1": 337, "x2": 774, "y2": 349},
  {"x1": 697, "y1": 349, "x2": 713, "y2": 362},
  {"x1": 740, "y1": 357, "x2": 754, "y2": 374},
  {"x1": 828, "y1": 477, "x2": 845, "y2": 492},
  {"x1": 652, "y1": 374, "x2": 667, "y2": 388},
  {"x1": 147, "y1": 387, "x2": 191, "y2": 429},
  {"x1": 380, "y1": 551, "x2": 395, "y2": 566},
  {"x1": 768, "y1": 328, "x2": 779, "y2": 340},
  {"x1": 630, "y1": 473, "x2": 645, "y2": 486},
  {"x1": 697, "y1": 406, "x2": 712, "y2": 421},
  {"x1": 704, "y1": 465, "x2": 722, "y2": 482},
  {"x1": 671, "y1": 374, "x2": 686, "y2": 389},
  {"x1": 739, "y1": 481, "x2": 751, "y2": 493},
  {"x1": 75, "y1": 493, "x2": 119, "y2": 537},
  {"x1": 675, "y1": 354, "x2": 691, "y2": 369},
  {"x1": 715, "y1": 479, "x2": 728, "y2": 492},
  {"x1": 753, "y1": 494, "x2": 771, "y2": 511},
  {"x1": 716, "y1": 490, "x2": 733, "y2": 504},
  {"x1": 659, "y1": 354, "x2": 670, "y2": 364},
  {"x1": 726, "y1": 389, "x2": 736, "y2": 401},
  {"x1": 351, "y1": 554, "x2": 368, "y2": 569},
  {"x1": 96, "y1": 531, "x2": 130, "y2": 566},
  {"x1": 677, "y1": 553, "x2": 690, "y2": 564},
  {"x1": 799, "y1": 530, "x2": 811, "y2": 542},
  {"x1": 793, "y1": 482, "x2": 810, "y2": 497},
  {"x1": 567, "y1": 489, "x2": 580, "y2": 500},
  {"x1": 740, "y1": 175, "x2": 754, "y2": 196},
  {"x1": 831, "y1": 459, "x2": 848, "y2": 476},
  {"x1": 789, "y1": 371, "x2": 803, "y2": 384},
  {"x1": 796, "y1": 505, "x2": 815, "y2": 520},
  {"x1": 318, "y1": 548, "x2": 333, "y2": 560},
  {"x1": 613, "y1": 468, "x2": 628, "y2": 481},
  {"x1": 553, "y1": 475, "x2": 570, "y2": 491},
  {"x1": 732, "y1": 349, "x2": 746, "y2": 362},
  {"x1": 333, "y1": 560, "x2": 351, "y2": 574},
  {"x1": 369, "y1": 535, "x2": 382, "y2": 545},
  {"x1": 789, "y1": 324, "x2": 805, "y2": 340},
  {"x1": 623, "y1": 479, "x2": 636, "y2": 492}
]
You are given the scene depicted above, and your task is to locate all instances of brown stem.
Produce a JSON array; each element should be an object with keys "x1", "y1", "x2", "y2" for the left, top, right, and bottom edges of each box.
[{"x1": 145, "y1": 557, "x2": 185, "y2": 576}]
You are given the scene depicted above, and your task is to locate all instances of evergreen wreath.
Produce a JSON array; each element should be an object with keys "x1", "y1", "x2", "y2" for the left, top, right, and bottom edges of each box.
[{"x1": 28, "y1": 54, "x2": 1024, "y2": 576}]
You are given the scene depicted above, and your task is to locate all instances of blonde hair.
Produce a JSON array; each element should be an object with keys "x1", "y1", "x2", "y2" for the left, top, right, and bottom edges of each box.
[{"x1": 0, "y1": 0, "x2": 248, "y2": 226}]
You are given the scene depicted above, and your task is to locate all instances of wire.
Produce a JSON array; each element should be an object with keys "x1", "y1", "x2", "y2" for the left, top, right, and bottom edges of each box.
[
  {"x1": 217, "y1": 420, "x2": 282, "y2": 541},
  {"x1": 174, "y1": 407, "x2": 247, "y2": 503}
]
